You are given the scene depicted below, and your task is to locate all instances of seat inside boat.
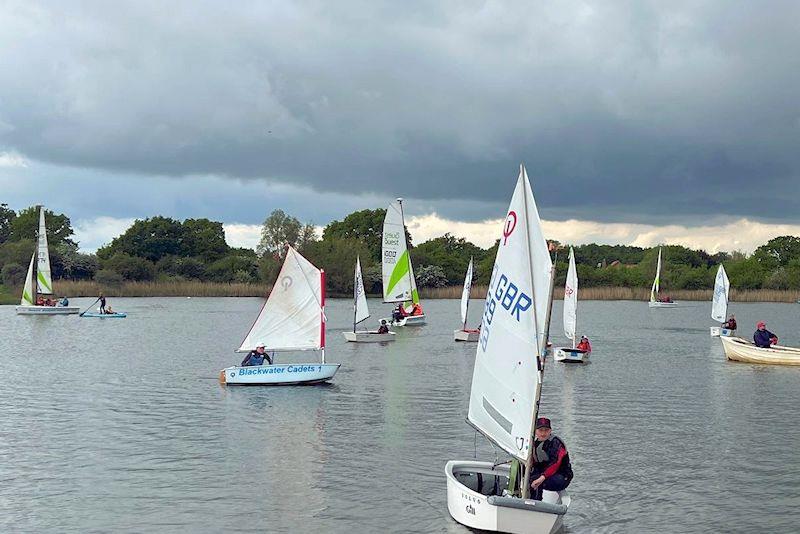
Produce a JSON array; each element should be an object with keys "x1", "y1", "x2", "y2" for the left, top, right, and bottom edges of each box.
[{"x1": 453, "y1": 467, "x2": 510, "y2": 497}]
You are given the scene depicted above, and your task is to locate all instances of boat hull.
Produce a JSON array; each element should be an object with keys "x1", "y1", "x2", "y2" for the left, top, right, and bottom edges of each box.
[
  {"x1": 720, "y1": 336, "x2": 800, "y2": 366},
  {"x1": 81, "y1": 312, "x2": 127, "y2": 318},
  {"x1": 220, "y1": 363, "x2": 341, "y2": 385},
  {"x1": 342, "y1": 331, "x2": 396, "y2": 342},
  {"x1": 383, "y1": 314, "x2": 427, "y2": 327},
  {"x1": 709, "y1": 327, "x2": 734, "y2": 337},
  {"x1": 445, "y1": 460, "x2": 569, "y2": 534},
  {"x1": 15, "y1": 305, "x2": 80, "y2": 315},
  {"x1": 648, "y1": 301, "x2": 677, "y2": 308},
  {"x1": 454, "y1": 329, "x2": 480, "y2": 342},
  {"x1": 554, "y1": 348, "x2": 589, "y2": 363}
]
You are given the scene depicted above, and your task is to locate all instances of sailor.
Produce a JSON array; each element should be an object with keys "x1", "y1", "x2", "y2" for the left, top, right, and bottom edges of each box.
[
  {"x1": 376, "y1": 319, "x2": 390, "y2": 334},
  {"x1": 722, "y1": 315, "x2": 737, "y2": 330},
  {"x1": 529, "y1": 417, "x2": 573, "y2": 500},
  {"x1": 99, "y1": 293, "x2": 107, "y2": 314},
  {"x1": 753, "y1": 321, "x2": 778, "y2": 348},
  {"x1": 240, "y1": 343, "x2": 272, "y2": 366},
  {"x1": 576, "y1": 336, "x2": 591, "y2": 352},
  {"x1": 58, "y1": 296, "x2": 69, "y2": 306},
  {"x1": 392, "y1": 303, "x2": 408, "y2": 322},
  {"x1": 411, "y1": 302, "x2": 424, "y2": 316}
]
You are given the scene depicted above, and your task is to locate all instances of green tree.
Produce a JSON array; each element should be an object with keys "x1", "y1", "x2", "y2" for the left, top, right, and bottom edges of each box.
[
  {"x1": 752, "y1": 236, "x2": 800, "y2": 267},
  {"x1": 56, "y1": 242, "x2": 99, "y2": 280},
  {"x1": 257, "y1": 209, "x2": 317, "y2": 258},
  {"x1": 322, "y1": 209, "x2": 387, "y2": 262},
  {"x1": 413, "y1": 233, "x2": 485, "y2": 285},
  {"x1": 302, "y1": 238, "x2": 374, "y2": 294},
  {"x1": 98, "y1": 216, "x2": 185, "y2": 262},
  {"x1": 0, "y1": 203, "x2": 15, "y2": 244},
  {"x1": 207, "y1": 254, "x2": 258, "y2": 282},
  {"x1": 103, "y1": 253, "x2": 155, "y2": 281},
  {"x1": 182, "y1": 218, "x2": 229, "y2": 261},
  {"x1": 1, "y1": 262, "x2": 25, "y2": 286},
  {"x1": 9, "y1": 206, "x2": 76, "y2": 247}
]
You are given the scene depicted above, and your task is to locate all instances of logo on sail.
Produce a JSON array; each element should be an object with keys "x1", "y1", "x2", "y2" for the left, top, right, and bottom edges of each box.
[
  {"x1": 281, "y1": 276, "x2": 293, "y2": 290},
  {"x1": 503, "y1": 211, "x2": 517, "y2": 245}
]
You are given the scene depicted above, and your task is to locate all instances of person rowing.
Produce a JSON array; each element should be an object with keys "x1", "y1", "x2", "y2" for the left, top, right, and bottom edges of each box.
[{"x1": 753, "y1": 321, "x2": 778, "y2": 348}]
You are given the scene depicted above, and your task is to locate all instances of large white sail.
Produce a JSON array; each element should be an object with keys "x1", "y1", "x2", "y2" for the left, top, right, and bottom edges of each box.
[
  {"x1": 563, "y1": 247, "x2": 578, "y2": 345},
  {"x1": 20, "y1": 254, "x2": 35, "y2": 306},
  {"x1": 467, "y1": 165, "x2": 553, "y2": 462},
  {"x1": 711, "y1": 264, "x2": 730, "y2": 322},
  {"x1": 36, "y1": 207, "x2": 53, "y2": 294},
  {"x1": 238, "y1": 246, "x2": 324, "y2": 352},
  {"x1": 354, "y1": 256, "x2": 370, "y2": 326},
  {"x1": 460, "y1": 257, "x2": 474, "y2": 328},
  {"x1": 382, "y1": 200, "x2": 419, "y2": 304},
  {"x1": 650, "y1": 247, "x2": 662, "y2": 303}
]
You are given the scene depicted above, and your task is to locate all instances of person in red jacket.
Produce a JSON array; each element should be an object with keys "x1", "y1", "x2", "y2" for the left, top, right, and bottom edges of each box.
[
  {"x1": 530, "y1": 417, "x2": 573, "y2": 500},
  {"x1": 576, "y1": 336, "x2": 591, "y2": 352}
]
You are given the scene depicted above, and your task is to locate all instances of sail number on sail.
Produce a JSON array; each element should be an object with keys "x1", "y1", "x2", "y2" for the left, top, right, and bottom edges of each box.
[{"x1": 480, "y1": 264, "x2": 532, "y2": 350}]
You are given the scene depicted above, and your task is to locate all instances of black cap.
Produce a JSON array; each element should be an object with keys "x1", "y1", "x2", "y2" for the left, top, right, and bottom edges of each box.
[{"x1": 535, "y1": 417, "x2": 551, "y2": 429}]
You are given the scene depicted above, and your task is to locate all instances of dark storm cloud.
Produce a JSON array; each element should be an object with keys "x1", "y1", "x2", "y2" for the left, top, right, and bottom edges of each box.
[{"x1": 1, "y1": 0, "x2": 799, "y2": 223}]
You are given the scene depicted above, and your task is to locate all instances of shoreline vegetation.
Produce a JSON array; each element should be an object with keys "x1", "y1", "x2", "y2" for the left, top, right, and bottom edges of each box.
[{"x1": 2, "y1": 281, "x2": 799, "y2": 303}]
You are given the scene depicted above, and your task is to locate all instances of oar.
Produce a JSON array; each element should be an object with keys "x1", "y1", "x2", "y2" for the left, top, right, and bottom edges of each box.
[{"x1": 79, "y1": 297, "x2": 101, "y2": 317}]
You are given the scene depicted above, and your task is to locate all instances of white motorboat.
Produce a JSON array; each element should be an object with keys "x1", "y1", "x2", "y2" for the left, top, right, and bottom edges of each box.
[{"x1": 720, "y1": 336, "x2": 800, "y2": 366}]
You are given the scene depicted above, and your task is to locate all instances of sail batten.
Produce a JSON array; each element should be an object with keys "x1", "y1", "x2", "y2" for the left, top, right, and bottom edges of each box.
[
  {"x1": 466, "y1": 165, "x2": 552, "y2": 462},
  {"x1": 563, "y1": 247, "x2": 578, "y2": 346},
  {"x1": 711, "y1": 264, "x2": 730, "y2": 322},
  {"x1": 382, "y1": 201, "x2": 419, "y2": 304}
]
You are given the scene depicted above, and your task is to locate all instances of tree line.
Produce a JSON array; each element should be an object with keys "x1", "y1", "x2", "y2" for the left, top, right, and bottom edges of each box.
[{"x1": 3, "y1": 202, "x2": 800, "y2": 295}]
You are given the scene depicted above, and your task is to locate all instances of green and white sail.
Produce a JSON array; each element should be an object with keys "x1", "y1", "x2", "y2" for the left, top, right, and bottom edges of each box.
[
  {"x1": 650, "y1": 247, "x2": 663, "y2": 303},
  {"x1": 20, "y1": 255, "x2": 35, "y2": 306},
  {"x1": 36, "y1": 207, "x2": 53, "y2": 294},
  {"x1": 382, "y1": 200, "x2": 419, "y2": 304}
]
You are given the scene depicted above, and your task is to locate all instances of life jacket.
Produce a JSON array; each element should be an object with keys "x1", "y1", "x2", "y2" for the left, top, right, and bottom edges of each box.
[
  {"x1": 532, "y1": 435, "x2": 573, "y2": 481},
  {"x1": 243, "y1": 352, "x2": 265, "y2": 366}
]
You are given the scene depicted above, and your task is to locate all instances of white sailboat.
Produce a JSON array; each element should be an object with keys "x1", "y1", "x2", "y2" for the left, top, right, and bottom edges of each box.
[
  {"x1": 15, "y1": 206, "x2": 79, "y2": 315},
  {"x1": 343, "y1": 256, "x2": 395, "y2": 342},
  {"x1": 555, "y1": 248, "x2": 588, "y2": 363},
  {"x1": 454, "y1": 257, "x2": 479, "y2": 342},
  {"x1": 381, "y1": 198, "x2": 426, "y2": 326},
  {"x1": 648, "y1": 247, "x2": 677, "y2": 308},
  {"x1": 710, "y1": 264, "x2": 733, "y2": 337},
  {"x1": 445, "y1": 165, "x2": 571, "y2": 534},
  {"x1": 219, "y1": 246, "x2": 340, "y2": 385}
]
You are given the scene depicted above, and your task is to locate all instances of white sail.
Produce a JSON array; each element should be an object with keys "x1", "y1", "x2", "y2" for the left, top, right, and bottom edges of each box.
[
  {"x1": 460, "y1": 257, "x2": 474, "y2": 327},
  {"x1": 650, "y1": 247, "x2": 662, "y2": 303},
  {"x1": 382, "y1": 200, "x2": 419, "y2": 304},
  {"x1": 238, "y1": 246, "x2": 325, "y2": 352},
  {"x1": 36, "y1": 207, "x2": 53, "y2": 294},
  {"x1": 20, "y1": 254, "x2": 35, "y2": 306},
  {"x1": 563, "y1": 247, "x2": 578, "y2": 345},
  {"x1": 711, "y1": 264, "x2": 730, "y2": 322},
  {"x1": 354, "y1": 256, "x2": 370, "y2": 326},
  {"x1": 467, "y1": 165, "x2": 553, "y2": 462}
]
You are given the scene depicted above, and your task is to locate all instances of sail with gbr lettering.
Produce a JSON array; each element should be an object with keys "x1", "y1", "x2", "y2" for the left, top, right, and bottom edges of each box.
[{"x1": 467, "y1": 164, "x2": 553, "y2": 462}]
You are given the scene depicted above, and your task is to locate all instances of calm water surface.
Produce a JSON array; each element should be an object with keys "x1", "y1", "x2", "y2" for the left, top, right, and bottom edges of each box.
[{"x1": 2, "y1": 298, "x2": 800, "y2": 533}]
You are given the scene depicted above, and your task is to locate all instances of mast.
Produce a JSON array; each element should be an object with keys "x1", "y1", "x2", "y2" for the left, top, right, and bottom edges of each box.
[
  {"x1": 320, "y1": 269, "x2": 326, "y2": 364},
  {"x1": 397, "y1": 198, "x2": 414, "y2": 304}
]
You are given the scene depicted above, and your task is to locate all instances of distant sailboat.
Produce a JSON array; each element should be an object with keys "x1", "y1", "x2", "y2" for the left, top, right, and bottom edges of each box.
[
  {"x1": 709, "y1": 264, "x2": 733, "y2": 337},
  {"x1": 219, "y1": 246, "x2": 340, "y2": 385},
  {"x1": 648, "y1": 247, "x2": 677, "y2": 308},
  {"x1": 454, "y1": 257, "x2": 479, "y2": 342},
  {"x1": 445, "y1": 165, "x2": 571, "y2": 534},
  {"x1": 381, "y1": 198, "x2": 426, "y2": 326},
  {"x1": 343, "y1": 256, "x2": 395, "y2": 342},
  {"x1": 555, "y1": 247, "x2": 589, "y2": 362},
  {"x1": 16, "y1": 206, "x2": 79, "y2": 315}
]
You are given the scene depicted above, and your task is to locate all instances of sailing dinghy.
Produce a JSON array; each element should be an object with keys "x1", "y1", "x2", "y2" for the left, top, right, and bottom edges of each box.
[
  {"x1": 445, "y1": 165, "x2": 571, "y2": 534},
  {"x1": 454, "y1": 257, "x2": 479, "y2": 342},
  {"x1": 555, "y1": 247, "x2": 589, "y2": 363},
  {"x1": 381, "y1": 198, "x2": 426, "y2": 326},
  {"x1": 343, "y1": 256, "x2": 395, "y2": 342},
  {"x1": 220, "y1": 246, "x2": 339, "y2": 386},
  {"x1": 709, "y1": 265, "x2": 733, "y2": 337},
  {"x1": 648, "y1": 247, "x2": 677, "y2": 308},
  {"x1": 15, "y1": 206, "x2": 79, "y2": 315}
]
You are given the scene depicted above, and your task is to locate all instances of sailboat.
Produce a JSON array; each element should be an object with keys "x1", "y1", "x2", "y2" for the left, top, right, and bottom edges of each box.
[
  {"x1": 709, "y1": 264, "x2": 733, "y2": 337},
  {"x1": 219, "y1": 246, "x2": 340, "y2": 386},
  {"x1": 15, "y1": 206, "x2": 80, "y2": 315},
  {"x1": 454, "y1": 257, "x2": 479, "y2": 342},
  {"x1": 555, "y1": 247, "x2": 589, "y2": 363},
  {"x1": 648, "y1": 247, "x2": 677, "y2": 308},
  {"x1": 381, "y1": 198, "x2": 426, "y2": 326},
  {"x1": 343, "y1": 256, "x2": 395, "y2": 342},
  {"x1": 445, "y1": 165, "x2": 571, "y2": 534}
]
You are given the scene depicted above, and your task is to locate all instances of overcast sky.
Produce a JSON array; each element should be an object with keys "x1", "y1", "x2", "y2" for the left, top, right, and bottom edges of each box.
[{"x1": 1, "y1": 1, "x2": 799, "y2": 252}]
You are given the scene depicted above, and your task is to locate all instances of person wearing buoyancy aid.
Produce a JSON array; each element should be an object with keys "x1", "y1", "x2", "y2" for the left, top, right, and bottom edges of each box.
[
  {"x1": 576, "y1": 336, "x2": 591, "y2": 352},
  {"x1": 530, "y1": 417, "x2": 573, "y2": 500},
  {"x1": 411, "y1": 303, "x2": 423, "y2": 316},
  {"x1": 376, "y1": 319, "x2": 390, "y2": 334},
  {"x1": 723, "y1": 315, "x2": 737, "y2": 331},
  {"x1": 240, "y1": 343, "x2": 273, "y2": 366}
]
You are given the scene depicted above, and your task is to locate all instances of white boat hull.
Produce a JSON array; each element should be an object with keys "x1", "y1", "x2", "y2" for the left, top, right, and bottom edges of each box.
[
  {"x1": 15, "y1": 305, "x2": 80, "y2": 315},
  {"x1": 342, "y1": 331, "x2": 396, "y2": 343},
  {"x1": 454, "y1": 329, "x2": 480, "y2": 342},
  {"x1": 709, "y1": 327, "x2": 735, "y2": 337},
  {"x1": 720, "y1": 336, "x2": 800, "y2": 366},
  {"x1": 383, "y1": 314, "x2": 427, "y2": 326},
  {"x1": 554, "y1": 348, "x2": 589, "y2": 363},
  {"x1": 648, "y1": 301, "x2": 677, "y2": 308},
  {"x1": 445, "y1": 461, "x2": 569, "y2": 534},
  {"x1": 220, "y1": 363, "x2": 340, "y2": 385}
]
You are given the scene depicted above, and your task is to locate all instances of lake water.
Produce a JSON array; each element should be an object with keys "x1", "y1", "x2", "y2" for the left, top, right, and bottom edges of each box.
[{"x1": 2, "y1": 297, "x2": 800, "y2": 533}]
